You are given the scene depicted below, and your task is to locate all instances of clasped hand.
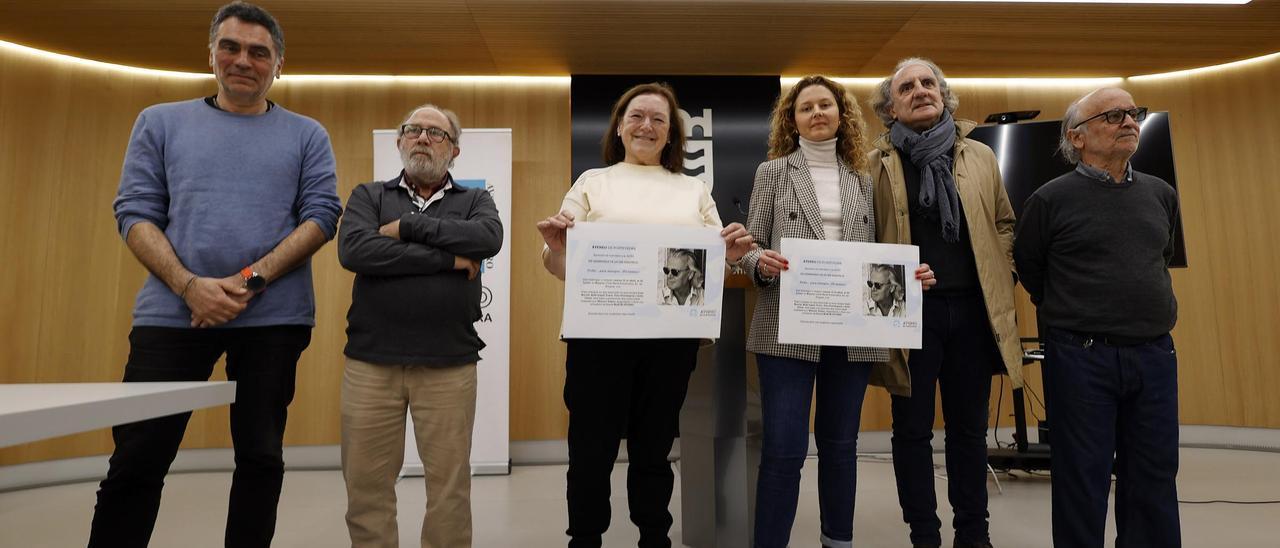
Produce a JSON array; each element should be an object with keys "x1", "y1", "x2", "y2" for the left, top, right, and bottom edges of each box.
[{"x1": 184, "y1": 274, "x2": 252, "y2": 328}]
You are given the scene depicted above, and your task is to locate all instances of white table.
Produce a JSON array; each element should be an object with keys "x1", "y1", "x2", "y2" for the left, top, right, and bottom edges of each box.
[{"x1": 0, "y1": 382, "x2": 236, "y2": 448}]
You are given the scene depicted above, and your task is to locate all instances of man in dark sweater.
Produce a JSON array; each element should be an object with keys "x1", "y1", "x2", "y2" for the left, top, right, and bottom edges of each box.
[
  {"x1": 337, "y1": 104, "x2": 502, "y2": 547},
  {"x1": 1014, "y1": 87, "x2": 1181, "y2": 548}
]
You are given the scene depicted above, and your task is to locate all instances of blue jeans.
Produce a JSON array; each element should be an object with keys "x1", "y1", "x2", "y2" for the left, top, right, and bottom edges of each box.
[
  {"x1": 753, "y1": 347, "x2": 872, "y2": 548},
  {"x1": 1043, "y1": 327, "x2": 1181, "y2": 548}
]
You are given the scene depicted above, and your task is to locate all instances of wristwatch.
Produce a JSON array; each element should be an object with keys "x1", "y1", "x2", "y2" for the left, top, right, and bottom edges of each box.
[{"x1": 240, "y1": 267, "x2": 267, "y2": 293}]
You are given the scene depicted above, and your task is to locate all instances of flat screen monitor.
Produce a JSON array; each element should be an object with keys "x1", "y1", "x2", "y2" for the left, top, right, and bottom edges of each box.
[{"x1": 967, "y1": 113, "x2": 1187, "y2": 267}]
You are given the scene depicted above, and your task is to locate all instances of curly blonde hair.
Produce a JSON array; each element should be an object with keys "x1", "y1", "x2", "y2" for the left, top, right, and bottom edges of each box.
[{"x1": 767, "y1": 75, "x2": 868, "y2": 173}]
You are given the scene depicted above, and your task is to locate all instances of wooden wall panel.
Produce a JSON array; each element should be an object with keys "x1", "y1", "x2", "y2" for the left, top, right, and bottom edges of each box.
[
  {"x1": 0, "y1": 51, "x2": 213, "y2": 464},
  {"x1": 0, "y1": 44, "x2": 574, "y2": 465},
  {"x1": 1131, "y1": 61, "x2": 1280, "y2": 428},
  {"x1": 3, "y1": 46, "x2": 1278, "y2": 467}
]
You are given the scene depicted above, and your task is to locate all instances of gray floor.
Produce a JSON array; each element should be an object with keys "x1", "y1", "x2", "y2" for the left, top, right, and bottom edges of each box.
[{"x1": 1, "y1": 447, "x2": 1277, "y2": 547}]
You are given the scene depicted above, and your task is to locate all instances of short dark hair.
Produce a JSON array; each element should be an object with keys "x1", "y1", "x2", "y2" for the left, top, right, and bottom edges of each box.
[
  {"x1": 209, "y1": 1, "x2": 285, "y2": 59},
  {"x1": 602, "y1": 82, "x2": 686, "y2": 173}
]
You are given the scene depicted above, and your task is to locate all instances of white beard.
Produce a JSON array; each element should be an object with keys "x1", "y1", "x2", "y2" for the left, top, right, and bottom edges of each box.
[{"x1": 401, "y1": 147, "x2": 450, "y2": 184}]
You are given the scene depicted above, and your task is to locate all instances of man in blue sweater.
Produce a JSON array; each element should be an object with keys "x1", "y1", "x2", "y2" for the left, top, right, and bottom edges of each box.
[
  {"x1": 90, "y1": 3, "x2": 342, "y2": 547},
  {"x1": 337, "y1": 104, "x2": 501, "y2": 548},
  {"x1": 1014, "y1": 87, "x2": 1181, "y2": 547}
]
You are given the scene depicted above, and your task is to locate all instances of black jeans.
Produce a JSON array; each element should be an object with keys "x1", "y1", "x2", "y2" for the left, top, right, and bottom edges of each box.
[
  {"x1": 88, "y1": 325, "x2": 311, "y2": 548},
  {"x1": 1043, "y1": 327, "x2": 1180, "y2": 548},
  {"x1": 562, "y1": 338, "x2": 699, "y2": 548},
  {"x1": 890, "y1": 293, "x2": 997, "y2": 546}
]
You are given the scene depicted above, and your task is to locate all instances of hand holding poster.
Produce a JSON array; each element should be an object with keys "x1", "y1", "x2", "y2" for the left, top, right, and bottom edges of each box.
[
  {"x1": 776, "y1": 238, "x2": 922, "y2": 349},
  {"x1": 562, "y1": 222, "x2": 726, "y2": 339}
]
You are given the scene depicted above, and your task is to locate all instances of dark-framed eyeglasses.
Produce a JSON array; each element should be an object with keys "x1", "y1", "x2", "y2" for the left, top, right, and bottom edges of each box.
[
  {"x1": 663, "y1": 267, "x2": 686, "y2": 277},
  {"x1": 1071, "y1": 107, "x2": 1148, "y2": 130},
  {"x1": 867, "y1": 280, "x2": 887, "y2": 289},
  {"x1": 400, "y1": 124, "x2": 454, "y2": 144}
]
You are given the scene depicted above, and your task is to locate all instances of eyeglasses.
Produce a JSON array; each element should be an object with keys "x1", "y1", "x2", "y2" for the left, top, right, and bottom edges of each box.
[
  {"x1": 400, "y1": 124, "x2": 454, "y2": 144},
  {"x1": 1071, "y1": 107, "x2": 1148, "y2": 130},
  {"x1": 663, "y1": 267, "x2": 686, "y2": 276},
  {"x1": 867, "y1": 280, "x2": 887, "y2": 289}
]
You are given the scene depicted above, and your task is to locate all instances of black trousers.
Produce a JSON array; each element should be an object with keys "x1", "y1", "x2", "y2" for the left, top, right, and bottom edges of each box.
[
  {"x1": 88, "y1": 325, "x2": 311, "y2": 548},
  {"x1": 562, "y1": 338, "x2": 699, "y2": 548},
  {"x1": 890, "y1": 293, "x2": 998, "y2": 546}
]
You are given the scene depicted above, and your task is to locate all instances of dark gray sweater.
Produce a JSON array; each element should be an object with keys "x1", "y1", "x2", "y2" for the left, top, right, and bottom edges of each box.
[
  {"x1": 338, "y1": 172, "x2": 502, "y2": 366},
  {"x1": 1014, "y1": 166, "x2": 1179, "y2": 339}
]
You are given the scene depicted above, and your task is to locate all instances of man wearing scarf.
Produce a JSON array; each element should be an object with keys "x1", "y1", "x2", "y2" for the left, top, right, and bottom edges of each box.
[{"x1": 868, "y1": 58, "x2": 1022, "y2": 548}]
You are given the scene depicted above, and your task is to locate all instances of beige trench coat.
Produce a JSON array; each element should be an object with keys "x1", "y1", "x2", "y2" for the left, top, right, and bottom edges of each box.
[{"x1": 866, "y1": 118, "x2": 1025, "y2": 396}]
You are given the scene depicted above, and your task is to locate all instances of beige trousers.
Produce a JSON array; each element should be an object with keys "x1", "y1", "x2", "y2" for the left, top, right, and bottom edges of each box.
[{"x1": 340, "y1": 357, "x2": 477, "y2": 548}]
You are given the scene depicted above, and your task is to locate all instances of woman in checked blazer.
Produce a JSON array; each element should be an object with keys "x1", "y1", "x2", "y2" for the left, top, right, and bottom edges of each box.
[{"x1": 738, "y1": 75, "x2": 934, "y2": 548}]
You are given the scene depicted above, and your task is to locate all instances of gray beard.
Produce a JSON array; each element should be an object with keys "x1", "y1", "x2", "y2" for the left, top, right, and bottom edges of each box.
[{"x1": 402, "y1": 150, "x2": 450, "y2": 184}]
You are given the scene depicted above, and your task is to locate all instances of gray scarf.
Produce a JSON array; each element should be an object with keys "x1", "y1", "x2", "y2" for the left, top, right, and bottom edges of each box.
[{"x1": 890, "y1": 111, "x2": 960, "y2": 243}]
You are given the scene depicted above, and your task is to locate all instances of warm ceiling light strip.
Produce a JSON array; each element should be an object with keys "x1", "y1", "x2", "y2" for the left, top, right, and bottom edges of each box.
[
  {"x1": 281, "y1": 74, "x2": 569, "y2": 85},
  {"x1": 2, "y1": 38, "x2": 1274, "y2": 85},
  {"x1": 0, "y1": 39, "x2": 211, "y2": 79},
  {"x1": 1128, "y1": 51, "x2": 1280, "y2": 81},
  {"x1": 788, "y1": 76, "x2": 1127, "y2": 87},
  {"x1": 944, "y1": 77, "x2": 1126, "y2": 86},
  {"x1": 0, "y1": 39, "x2": 568, "y2": 84}
]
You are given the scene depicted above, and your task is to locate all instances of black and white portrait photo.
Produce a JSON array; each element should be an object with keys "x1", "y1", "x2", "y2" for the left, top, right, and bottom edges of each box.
[
  {"x1": 864, "y1": 263, "x2": 906, "y2": 318},
  {"x1": 658, "y1": 248, "x2": 706, "y2": 306}
]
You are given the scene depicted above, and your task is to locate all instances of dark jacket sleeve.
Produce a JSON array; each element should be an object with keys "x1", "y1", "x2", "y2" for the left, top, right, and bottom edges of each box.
[
  {"x1": 338, "y1": 184, "x2": 454, "y2": 276},
  {"x1": 1013, "y1": 193, "x2": 1049, "y2": 304},
  {"x1": 398, "y1": 188, "x2": 503, "y2": 260}
]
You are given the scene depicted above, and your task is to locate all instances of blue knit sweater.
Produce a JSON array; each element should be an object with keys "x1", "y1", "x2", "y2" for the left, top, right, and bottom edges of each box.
[{"x1": 113, "y1": 99, "x2": 342, "y2": 328}]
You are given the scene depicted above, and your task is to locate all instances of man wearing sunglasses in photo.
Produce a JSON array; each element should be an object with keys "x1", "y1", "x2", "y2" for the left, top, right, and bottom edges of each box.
[
  {"x1": 1015, "y1": 88, "x2": 1182, "y2": 547},
  {"x1": 337, "y1": 104, "x2": 502, "y2": 547},
  {"x1": 865, "y1": 264, "x2": 906, "y2": 318},
  {"x1": 659, "y1": 248, "x2": 705, "y2": 306}
]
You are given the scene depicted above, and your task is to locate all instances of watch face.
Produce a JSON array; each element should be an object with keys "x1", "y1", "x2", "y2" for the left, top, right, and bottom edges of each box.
[{"x1": 245, "y1": 275, "x2": 267, "y2": 292}]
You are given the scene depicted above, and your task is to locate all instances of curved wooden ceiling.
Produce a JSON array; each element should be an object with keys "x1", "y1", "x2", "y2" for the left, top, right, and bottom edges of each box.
[{"x1": 2, "y1": 0, "x2": 1278, "y2": 77}]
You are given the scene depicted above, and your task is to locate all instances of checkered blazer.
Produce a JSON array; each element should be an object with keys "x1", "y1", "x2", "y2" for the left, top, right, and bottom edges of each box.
[{"x1": 740, "y1": 149, "x2": 890, "y2": 364}]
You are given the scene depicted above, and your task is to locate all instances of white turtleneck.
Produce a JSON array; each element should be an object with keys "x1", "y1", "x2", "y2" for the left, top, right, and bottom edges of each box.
[{"x1": 799, "y1": 136, "x2": 842, "y2": 240}]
